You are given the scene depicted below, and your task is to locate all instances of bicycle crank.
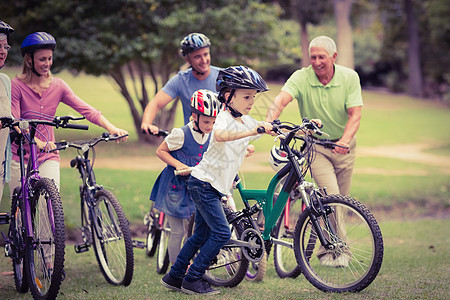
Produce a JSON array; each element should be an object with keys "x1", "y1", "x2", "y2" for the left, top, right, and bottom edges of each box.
[{"x1": 241, "y1": 228, "x2": 265, "y2": 263}]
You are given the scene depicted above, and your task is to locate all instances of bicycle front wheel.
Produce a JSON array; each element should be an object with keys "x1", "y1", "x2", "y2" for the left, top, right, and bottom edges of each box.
[
  {"x1": 91, "y1": 189, "x2": 134, "y2": 286},
  {"x1": 294, "y1": 194, "x2": 384, "y2": 292},
  {"x1": 9, "y1": 187, "x2": 28, "y2": 293},
  {"x1": 156, "y1": 217, "x2": 170, "y2": 274},
  {"x1": 26, "y1": 178, "x2": 65, "y2": 299}
]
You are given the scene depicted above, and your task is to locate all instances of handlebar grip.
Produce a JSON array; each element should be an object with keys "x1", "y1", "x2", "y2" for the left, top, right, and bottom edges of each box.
[
  {"x1": 257, "y1": 126, "x2": 266, "y2": 134},
  {"x1": 65, "y1": 124, "x2": 89, "y2": 130},
  {"x1": 142, "y1": 129, "x2": 169, "y2": 137},
  {"x1": 174, "y1": 167, "x2": 193, "y2": 176}
]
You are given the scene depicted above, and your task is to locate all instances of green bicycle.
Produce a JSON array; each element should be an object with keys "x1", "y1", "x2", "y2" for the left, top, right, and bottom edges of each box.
[{"x1": 188, "y1": 118, "x2": 384, "y2": 292}]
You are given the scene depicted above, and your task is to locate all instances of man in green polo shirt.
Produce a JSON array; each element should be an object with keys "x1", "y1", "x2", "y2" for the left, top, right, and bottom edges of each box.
[{"x1": 266, "y1": 35, "x2": 363, "y2": 267}]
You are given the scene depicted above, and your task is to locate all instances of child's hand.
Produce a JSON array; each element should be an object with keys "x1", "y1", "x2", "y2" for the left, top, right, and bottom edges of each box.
[
  {"x1": 255, "y1": 121, "x2": 274, "y2": 135},
  {"x1": 245, "y1": 144, "x2": 255, "y2": 157},
  {"x1": 175, "y1": 164, "x2": 192, "y2": 176}
]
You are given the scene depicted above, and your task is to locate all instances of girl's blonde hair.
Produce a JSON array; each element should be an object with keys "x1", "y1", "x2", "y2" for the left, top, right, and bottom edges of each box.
[{"x1": 18, "y1": 52, "x2": 52, "y2": 83}]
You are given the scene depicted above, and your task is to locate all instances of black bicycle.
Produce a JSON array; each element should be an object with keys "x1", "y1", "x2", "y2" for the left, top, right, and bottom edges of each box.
[
  {"x1": 0, "y1": 115, "x2": 88, "y2": 299},
  {"x1": 53, "y1": 132, "x2": 134, "y2": 286}
]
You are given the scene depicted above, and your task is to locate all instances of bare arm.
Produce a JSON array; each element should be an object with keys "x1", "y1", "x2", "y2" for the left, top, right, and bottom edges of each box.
[
  {"x1": 334, "y1": 106, "x2": 362, "y2": 154},
  {"x1": 141, "y1": 90, "x2": 174, "y2": 134},
  {"x1": 156, "y1": 140, "x2": 190, "y2": 175},
  {"x1": 214, "y1": 122, "x2": 273, "y2": 143},
  {"x1": 266, "y1": 91, "x2": 293, "y2": 122}
]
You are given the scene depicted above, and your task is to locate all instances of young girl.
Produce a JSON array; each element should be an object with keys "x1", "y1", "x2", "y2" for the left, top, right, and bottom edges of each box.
[
  {"x1": 150, "y1": 89, "x2": 222, "y2": 265},
  {"x1": 161, "y1": 66, "x2": 273, "y2": 295},
  {"x1": 10, "y1": 32, "x2": 128, "y2": 194}
]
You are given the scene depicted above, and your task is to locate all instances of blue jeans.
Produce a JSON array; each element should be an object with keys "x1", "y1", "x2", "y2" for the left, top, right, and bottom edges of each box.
[{"x1": 169, "y1": 176, "x2": 231, "y2": 282}]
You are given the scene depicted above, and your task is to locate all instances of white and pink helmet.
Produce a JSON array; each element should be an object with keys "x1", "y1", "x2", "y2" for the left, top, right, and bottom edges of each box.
[{"x1": 190, "y1": 89, "x2": 222, "y2": 117}]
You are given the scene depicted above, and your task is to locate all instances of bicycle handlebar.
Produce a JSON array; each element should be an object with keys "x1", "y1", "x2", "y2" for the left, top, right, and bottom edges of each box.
[
  {"x1": 141, "y1": 129, "x2": 169, "y2": 137},
  {"x1": 0, "y1": 115, "x2": 89, "y2": 131},
  {"x1": 174, "y1": 167, "x2": 194, "y2": 176},
  {"x1": 53, "y1": 132, "x2": 129, "y2": 152},
  {"x1": 261, "y1": 118, "x2": 348, "y2": 150}
]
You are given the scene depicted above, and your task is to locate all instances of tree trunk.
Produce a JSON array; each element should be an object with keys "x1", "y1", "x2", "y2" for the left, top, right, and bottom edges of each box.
[
  {"x1": 404, "y1": 0, "x2": 423, "y2": 97},
  {"x1": 300, "y1": 21, "x2": 310, "y2": 68},
  {"x1": 333, "y1": 0, "x2": 354, "y2": 69}
]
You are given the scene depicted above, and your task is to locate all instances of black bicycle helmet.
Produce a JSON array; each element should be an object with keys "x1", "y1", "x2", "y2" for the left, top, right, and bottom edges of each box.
[
  {"x1": 216, "y1": 66, "x2": 269, "y2": 104},
  {"x1": 21, "y1": 32, "x2": 56, "y2": 57},
  {"x1": 180, "y1": 33, "x2": 211, "y2": 56},
  {"x1": 0, "y1": 20, "x2": 14, "y2": 43}
]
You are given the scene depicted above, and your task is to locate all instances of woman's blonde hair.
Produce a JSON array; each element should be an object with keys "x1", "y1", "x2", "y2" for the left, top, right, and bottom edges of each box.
[{"x1": 19, "y1": 52, "x2": 52, "y2": 83}]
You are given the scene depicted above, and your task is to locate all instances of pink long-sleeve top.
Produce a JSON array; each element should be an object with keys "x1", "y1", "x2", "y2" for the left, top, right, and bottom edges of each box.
[{"x1": 11, "y1": 76, "x2": 103, "y2": 164}]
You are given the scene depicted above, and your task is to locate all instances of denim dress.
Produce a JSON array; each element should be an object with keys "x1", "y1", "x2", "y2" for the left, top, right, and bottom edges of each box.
[{"x1": 150, "y1": 125, "x2": 210, "y2": 219}]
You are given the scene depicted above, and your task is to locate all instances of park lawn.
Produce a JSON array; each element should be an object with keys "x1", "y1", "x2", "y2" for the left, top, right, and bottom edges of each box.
[{"x1": 0, "y1": 218, "x2": 448, "y2": 299}]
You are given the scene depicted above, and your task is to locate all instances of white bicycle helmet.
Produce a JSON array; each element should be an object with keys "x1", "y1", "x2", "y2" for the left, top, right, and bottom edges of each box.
[
  {"x1": 269, "y1": 146, "x2": 289, "y2": 172},
  {"x1": 190, "y1": 89, "x2": 222, "y2": 117}
]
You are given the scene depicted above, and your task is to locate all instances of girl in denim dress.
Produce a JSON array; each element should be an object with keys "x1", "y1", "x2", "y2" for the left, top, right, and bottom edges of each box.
[{"x1": 150, "y1": 89, "x2": 222, "y2": 264}]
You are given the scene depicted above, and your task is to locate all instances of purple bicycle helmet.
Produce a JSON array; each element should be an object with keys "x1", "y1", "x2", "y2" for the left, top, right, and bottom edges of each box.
[{"x1": 21, "y1": 32, "x2": 56, "y2": 57}]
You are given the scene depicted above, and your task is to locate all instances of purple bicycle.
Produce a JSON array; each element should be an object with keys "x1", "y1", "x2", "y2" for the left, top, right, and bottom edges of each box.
[{"x1": 0, "y1": 115, "x2": 88, "y2": 299}]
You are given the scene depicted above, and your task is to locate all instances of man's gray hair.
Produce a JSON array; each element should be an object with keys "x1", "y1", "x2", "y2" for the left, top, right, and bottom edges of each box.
[
  {"x1": 308, "y1": 36, "x2": 337, "y2": 56},
  {"x1": 0, "y1": 33, "x2": 7, "y2": 41}
]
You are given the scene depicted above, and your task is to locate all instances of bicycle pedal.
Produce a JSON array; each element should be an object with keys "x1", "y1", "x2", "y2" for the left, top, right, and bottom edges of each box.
[
  {"x1": 0, "y1": 212, "x2": 10, "y2": 225},
  {"x1": 74, "y1": 243, "x2": 90, "y2": 253},
  {"x1": 132, "y1": 239, "x2": 146, "y2": 249}
]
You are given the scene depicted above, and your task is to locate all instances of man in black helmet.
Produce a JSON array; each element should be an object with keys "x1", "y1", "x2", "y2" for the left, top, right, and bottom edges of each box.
[{"x1": 141, "y1": 33, "x2": 222, "y2": 133}]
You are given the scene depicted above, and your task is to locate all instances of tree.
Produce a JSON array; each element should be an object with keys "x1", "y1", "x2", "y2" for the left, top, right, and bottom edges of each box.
[
  {"x1": 404, "y1": 0, "x2": 423, "y2": 97},
  {"x1": 333, "y1": 0, "x2": 354, "y2": 69},
  {"x1": 2, "y1": 0, "x2": 280, "y2": 143}
]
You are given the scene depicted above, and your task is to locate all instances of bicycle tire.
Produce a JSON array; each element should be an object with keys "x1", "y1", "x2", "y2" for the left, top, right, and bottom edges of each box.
[
  {"x1": 146, "y1": 225, "x2": 160, "y2": 257},
  {"x1": 293, "y1": 194, "x2": 384, "y2": 292},
  {"x1": 186, "y1": 213, "x2": 249, "y2": 287},
  {"x1": 26, "y1": 178, "x2": 65, "y2": 300},
  {"x1": 156, "y1": 217, "x2": 170, "y2": 274},
  {"x1": 10, "y1": 187, "x2": 29, "y2": 293},
  {"x1": 245, "y1": 251, "x2": 267, "y2": 282},
  {"x1": 91, "y1": 189, "x2": 134, "y2": 286},
  {"x1": 273, "y1": 198, "x2": 302, "y2": 279}
]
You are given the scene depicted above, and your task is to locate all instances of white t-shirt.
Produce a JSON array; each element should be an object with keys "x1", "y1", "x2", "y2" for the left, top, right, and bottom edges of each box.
[
  {"x1": 165, "y1": 121, "x2": 210, "y2": 151},
  {"x1": 191, "y1": 110, "x2": 261, "y2": 195}
]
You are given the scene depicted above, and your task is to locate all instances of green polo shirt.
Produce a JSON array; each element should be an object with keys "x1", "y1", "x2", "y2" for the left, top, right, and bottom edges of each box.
[{"x1": 281, "y1": 64, "x2": 363, "y2": 140}]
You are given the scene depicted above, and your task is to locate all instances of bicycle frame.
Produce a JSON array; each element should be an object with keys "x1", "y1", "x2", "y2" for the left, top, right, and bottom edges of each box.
[{"x1": 16, "y1": 125, "x2": 50, "y2": 240}]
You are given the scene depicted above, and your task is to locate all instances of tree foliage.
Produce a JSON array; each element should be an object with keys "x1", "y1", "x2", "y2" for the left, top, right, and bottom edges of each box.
[{"x1": 2, "y1": 0, "x2": 280, "y2": 142}]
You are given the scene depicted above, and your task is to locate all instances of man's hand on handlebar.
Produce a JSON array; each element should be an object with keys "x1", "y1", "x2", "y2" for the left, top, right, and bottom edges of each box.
[
  {"x1": 141, "y1": 123, "x2": 161, "y2": 136},
  {"x1": 332, "y1": 140, "x2": 350, "y2": 154}
]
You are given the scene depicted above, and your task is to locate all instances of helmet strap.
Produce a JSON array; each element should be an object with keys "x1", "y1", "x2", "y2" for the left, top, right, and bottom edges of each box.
[
  {"x1": 225, "y1": 89, "x2": 242, "y2": 118},
  {"x1": 30, "y1": 53, "x2": 41, "y2": 77},
  {"x1": 193, "y1": 114, "x2": 204, "y2": 134},
  {"x1": 191, "y1": 65, "x2": 205, "y2": 76}
]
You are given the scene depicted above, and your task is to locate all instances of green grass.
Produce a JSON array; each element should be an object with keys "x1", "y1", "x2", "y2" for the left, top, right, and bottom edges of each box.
[{"x1": 0, "y1": 219, "x2": 448, "y2": 299}]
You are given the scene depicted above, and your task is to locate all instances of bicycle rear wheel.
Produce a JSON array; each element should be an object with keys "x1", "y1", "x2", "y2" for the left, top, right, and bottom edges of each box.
[
  {"x1": 156, "y1": 217, "x2": 170, "y2": 274},
  {"x1": 273, "y1": 196, "x2": 303, "y2": 279},
  {"x1": 91, "y1": 189, "x2": 134, "y2": 286},
  {"x1": 26, "y1": 178, "x2": 65, "y2": 299},
  {"x1": 9, "y1": 187, "x2": 28, "y2": 293},
  {"x1": 186, "y1": 213, "x2": 249, "y2": 287},
  {"x1": 294, "y1": 194, "x2": 384, "y2": 292}
]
